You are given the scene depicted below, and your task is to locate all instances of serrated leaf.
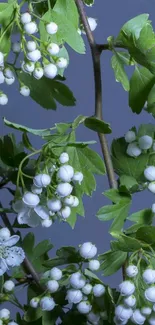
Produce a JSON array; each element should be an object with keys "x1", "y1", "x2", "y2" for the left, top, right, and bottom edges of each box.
[
  {"x1": 0, "y1": 2, "x2": 15, "y2": 54},
  {"x1": 111, "y1": 234, "x2": 142, "y2": 252},
  {"x1": 136, "y1": 226, "x2": 155, "y2": 244},
  {"x1": 4, "y1": 117, "x2": 53, "y2": 136},
  {"x1": 44, "y1": 246, "x2": 82, "y2": 268},
  {"x1": 111, "y1": 52, "x2": 130, "y2": 91},
  {"x1": 128, "y1": 208, "x2": 154, "y2": 224},
  {"x1": 53, "y1": 0, "x2": 79, "y2": 28},
  {"x1": 98, "y1": 250, "x2": 127, "y2": 276},
  {"x1": 84, "y1": 268, "x2": 102, "y2": 283},
  {"x1": 33, "y1": 240, "x2": 53, "y2": 259},
  {"x1": 137, "y1": 123, "x2": 155, "y2": 138},
  {"x1": 119, "y1": 175, "x2": 139, "y2": 193},
  {"x1": 84, "y1": 117, "x2": 112, "y2": 134},
  {"x1": 146, "y1": 84, "x2": 155, "y2": 117},
  {"x1": 24, "y1": 307, "x2": 42, "y2": 322},
  {"x1": 117, "y1": 14, "x2": 149, "y2": 42},
  {"x1": 22, "y1": 133, "x2": 35, "y2": 151},
  {"x1": 22, "y1": 233, "x2": 35, "y2": 259},
  {"x1": 0, "y1": 133, "x2": 27, "y2": 168}
]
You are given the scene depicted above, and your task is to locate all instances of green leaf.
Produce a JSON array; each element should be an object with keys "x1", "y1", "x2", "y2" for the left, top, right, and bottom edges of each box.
[
  {"x1": 53, "y1": 0, "x2": 79, "y2": 28},
  {"x1": 44, "y1": 246, "x2": 82, "y2": 268},
  {"x1": 111, "y1": 51, "x2": 130, "y2": 91},
  {"x1": 111, "y1": 234, "x2": 142, "y2": 252},
  {"x1": 24, "y1": 307, "x2": 42, "y2": 322},
  {"x1": 136, "y1": 226, "x2": 155, "y2": 244},
  {"x1": 33, "y1": 240, "x2": 53, "y2": 259},
  {"x1": 117, "y1": 14, "x2": 149, "y2": 42},
  {"x1": 4, "y1": 117, "x2": 53, "y2": 136},
  {"x1": 0, "y1": 134, "x2": 27, "y2": 168},
  {"x1": 119, "y1": 175, "x2": 139, "y2": 193},
  {"x1": 22, "y1": 233, "x2": 35, "y2": 259},
  {"x1": 84, "y1": 117, "x2": 112, "y2": 134},
  {"x1": 146, "y1": 84, "x2": 155, "y2": 117},
  {"x1": 129, "y1": 66, "x2": 155, "y2": 114},
  {"x1": 0, "y1": 2, "x2": 15, "y2": 54},
  {"x1": 137, "y1": 123, "x2": 155, "y2": 138},
  {"x1": 17, "y1": 72, "x2": 76, "y2": 109},
  {"x1": 42, "y1": 309, "x2": 61, "y2": 325},
  {"x1": 22, "y1": 133, "x2": 35, "y2": 151},
  {"x1": 0, "y1": 276, "x2": 4, "y2": 293},
  {"x1": 84, "y1": 269, "x2": 103, "y2": 283},
  {"x1": 128, "y1": 208, "x2": 154, "y2": 225},
  {"x1": 98, "y1": 250, "x2": 127, "y2": 276}
]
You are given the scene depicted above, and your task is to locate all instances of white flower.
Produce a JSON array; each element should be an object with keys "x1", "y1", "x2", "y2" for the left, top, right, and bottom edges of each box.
[
  {"x1": 31, "y1": 185, "x2": 42, "y2": 194},
  {"x1": 82, "y1": 284, "x2": 92, "y2": 295},
  {"x1": 0, "y1": 228, "x2": 11, "y2": 240},
  {"x1": 33, "y1": 67, "x2": 44, "y2": 79},
  {"x1": 16, "y1": 203, "x2": 41, "y2": 227},
  {"x1": 0, "y1": 230, "x2": 25, "y2": 275},
  {"x1": 66, "y1": 289, "x2": 83, "y2": 304},
  {"x1": 46, "y1": 22, "x2": 58, "y2": 35},
  {"x1": 126, "y1": 265, "x2": 138, "y2": 278},
  {"x1": 148, "y1": 183, "x2": 155, "y2": 194},
  {"x1": 87, "y1": 311, "x2": 100, "y2": 324},
  {"x1": 72, "y1": 172, "x2": 84, "y2": 184},
  {"x1": 20, "y1": 12, "x2": 31, "y2": 24},
  {"x1": 12, "y1": 41, "x2": 21, "y2": 53},
  {"x1": 34, "y1": 205, "x2": 49, "y2": 220},
  {"x1": 24, "y1": 22, "x2": 38, "y2": 34},
  {"x1": 131, "y1": 309, "x2": 146, "y2": 324},
  {"x1": 77, "y1": 301, "x2": 92, "y2": 314},
  {"x1": 47, "y1": 280, "x2": 59, "y2": 293},
  {"x1": 126, "y1": 142, "x2": 142, "y2": 157},
  {"x1": 0, "y1": 71, "x2": 4, "y2": 84},
  {"x1": 113, "y1": 317, "x2": 128, "y2": 325},
  {"x1": 125, "y1": 131, "x2": 136, "y2": 143},
  {"x1": 0, "y1": 93, "x2": 8, "y2": 105},
  {"x1": 57, "y1": 165, "x2": 74, "y2": 182},
  {"x1": 152, "y1": 204, "x2": 155, "y2": 213},
  {"x1": 30, "y1": 297, "x2": 40, "y2": 308},
  {"x1": 59, "y1": 152, "x2": 69, "y2": 163},
  {"x1": 79, "y1": 242, "x2": 97, "y2": 259},
  {"x1": 119, "y1": 281, "x2": 135, "y2": 296},
  {"x1": 88, "y1": 259, "x2": 100, "y2": 271},
  {"x1": 124, "y1": 295, "x2": 136, "y2": 307},
  {"x1": 93, "y1": 284, "x2": 105, "y2": 297},
  {"x1": 64, "y1": 195, "x2": 79, "y2": 207},
  {"x1": 56, "y1": 182, "x2": 73, "y2": 197},
  {"x1": 33, "y1": 174, "x2": 51, "y2": 188},
  {"x1": 22, "y1": 192, "x2": 40, "y2": 207},
  {"x1": 3, "y1": 280, "x2": 15, "y2": 292},
  {"x1": 115, "y1": 305, "x2": 133, "y2": 321},
  {"x1": 138, "y1": 135, "x2": 153, "y2": 150},
  {"x1": 50, "y1": 267, "x2": 62, "y2": 280},
  {"x1": 47, "y1": 198, "x2": 62, "y2": 212},
  {"x1": 41, "y1": 219, "x2": 53, "y2": 227},
  {"x1": 149, "y1": 315, "x2": 155, "y2": 325},
  {"x1": 56, "y1": 58, "x2": 68, "y2": 69},
  {"x1": 44, "y1": 64, "x2": 57, "y2": 79},
  {"x1": 47, "y1": 43, "x2": 60, "y2": 55},
  {"x1": 141, "y1": 307, "x2": 152, "y2": 316},
  {"x1": 20, "y1": 85, "x2": 30, "y2": 97},
  {"x1": 70, "y1": 272, "x2": 86, "y2": 289},
  {"x1": 5, "y1": 76, "x2": 15, "y2": 85},
  {"x1": 4, "y1": 68, "x2": 14, "y2": 79},
  {"x1": 40, "y1": 296, "x2": 55, "y2": 311},
  {"x1": 0, "y1": 308, "x2": 10, "y2": 320},
  {"x1": 59, "y1": 206, "x2": 71, "y2": 219},
  {"x1": 0, "y1": 52, "x2": 4, "y2": 66},
  {"x1": 27, "y1": 49, "x2": 41, "y2": 62},
  {"x1": 87, "y1": 17, "x2": 97, "y2": 31},
  {"x1": 24, "y1": 61, "x2": 35, "y2": 73},
  {"x1": 143, "y1": 269, "x2": 155, "y2": 284},
  {"x1": 144, "y1": 166, "x2": 155, "y2": 181},
  {"x1": 145, "y1": 287, "x2": 155, "y2": 302},
  {"x1": 26, "y1": 41, "x2": 36, "y2": 52}
]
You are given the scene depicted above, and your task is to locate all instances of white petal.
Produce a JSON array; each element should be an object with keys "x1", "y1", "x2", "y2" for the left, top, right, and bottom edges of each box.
[
  {"x1": 27, "y1": 210, "x2": 41, "y2": 227},
  {"x1": 5, "y1": 247, "x2": 25, "y2": 267},
  {"x1": 12, "y1": 200, "x2": 25, "y2": 212},
  {"x1": 34, "y1": 205, "x2": 49, "y2": 220},
  {"x1": 17, "y1": 208, "x2": 30, "y2": 224},
  {"x1": 3, "y1": 235, "x2": 20, "y2": 247},
  {"x1": 0, "y1": 258, "x2": 8, "y2": 275}
]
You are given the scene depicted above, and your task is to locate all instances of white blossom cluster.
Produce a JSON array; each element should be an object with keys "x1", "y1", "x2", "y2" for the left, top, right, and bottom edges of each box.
[
  {"x1": 0, "y1": 227, "x2": 25, "y2": 276},
  {"x1": 13, "y1": 152, "x2": 83, "y2": 228},
  {"x1": 0, "y1": 308, "x2": 18, "y2": 324},
  {"x1": 125, "y1": 130, "x2": 154, "y2": 158},
  {"x1": 114, "y1": 264, "x2": 155, "y2": 325},
  {"x1": 143, "y1": 166, "x2": 155, "y2": 211}
]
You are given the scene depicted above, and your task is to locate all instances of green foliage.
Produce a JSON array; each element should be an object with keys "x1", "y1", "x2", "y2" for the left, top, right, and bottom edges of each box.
[
  {"x1": 84, "y1": 117, "x2": 112, "y2": 134},
  {"x1": 111, "y1": 51, "x2": 133, "y2": 91},
  {"x1": 0, "y1": 134, "x2": 27, "y2": 168},
  {"x1": 99, "y1": 250, "x2": 127, "y2": 276},
  {"x1": 83, "y1": 0, "x2": 94, "y2": 6},
  {"x1": 4, "y1": 117, "x2": 54, "y2": 136},
  {"x1": 0, "y1": 2, "x2": 15, "y2": 54},
  {"x1": 44, "y1": 246, "x2": 82, "y2": 268}
]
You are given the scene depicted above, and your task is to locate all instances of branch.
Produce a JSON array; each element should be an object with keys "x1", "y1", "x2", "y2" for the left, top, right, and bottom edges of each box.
[{"x1": 75, "y1": 0, "x2": 117, "y2": 189}]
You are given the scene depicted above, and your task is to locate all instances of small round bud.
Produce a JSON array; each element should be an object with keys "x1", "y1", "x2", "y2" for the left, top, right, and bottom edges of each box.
[
  {"x1": 56, "y1": 182, "x2": 73, "y2": 197},
  {"x1": 50, "y1": 267, "x2": 62, "y2": 280},
  {"x1": 70, "y1": 272, "x2": 86, "y2": 289},
  {"x1": 126, "y1": 265, "x2": 138, "y2": 278},
  {"x1": 131, "y1": 309, "x2": 146, "y2": 325},
  {"x1": 119, "y1": 281, "x2": 135, "y2": 296},
  {"x1": 138, "y1": 135, "x2": 153, "y2": 150},
  {"x1": 0, "y1": 93, "x2": 8, "y2": 105},
  {"x1": 143, "y1": 269, "x2": 155, "y2": 284},
  {"x1": 33, "y1": 174, "x2": 51, "y2": 187},
  {"x1": 124, "y1": 295, "x2": 136, "y2": 307},
  {"x1": 0, "y1": 308, "x2": 10, "y2": 320},
  {"x1": 41, "y1": 219, "x2": 53, "y2": 227},
  {"x1": 8, "y1": 322, "x2": 18, "y2": 325},
  {"x1": 57, "y1": 165, "x2": 74, "y2": 182},
  {"x1": 87, "y1": 311, "x2": 100, "y2": 324},
  {"x1": 125, "y1": 131, "x2": 136, "y2": 143},
  {"x1": 77, "y1": 301, "x2": 92, "y2": 314},
  {"x1": 47, "y1": 280, "x2": 59, "y2": 293},
  {"x1": 87, "y1": 17, "x2": 97, "y2": 31},
  {"x1": 0, "y1": 52, "x2": 4, "y2": 65},
  {"x1": 12, "y1": 42, "x2": 21, "y2": 53},
  {"x1": 46, "y1": 22, "x2": 58, "y2": 35},
  {"x1": 26, "y1": 41, "x2": 36, "y2": 52},
  {"x1": 66, "y1": 289, "x2": 83, "y2": 304},
  {"x1": 88, "y1": 259, "x2": 100, "y2": 271},
  {"x1": 33, "y1": 67, "x2": 44, "y2": 80},
  {"x1": 5, "y1": 76, "x2": 15, "y2": 85},
  {"x1": 22, "y1": 192, "x2": 40, "y2": 207},
  {"x1": 126, "y1": 142, "x2": 142, "y2": 157},
  {"x1": 47, "y1": 198, "x2": 62, "y2": 212},
  {"x1": 144, "y1": 166, "x2": 155, "y2": 181},
  {"x1": 27, "y1": 49, "x2": 41, "y2": 62},
  {"x1": 47, "y1": 43, "x2": 60, "y2": 55},
  {"x1": 0, "y1": 71, "x2": 4, "y2": 84},
  {"x1": 115, "y1": 305, "x2": 133, "y2": 321},
  {"x1": 79, "y1": 242, "x2": 97, "y2": 259},
  {"x1": 148, "y1": 315, "x2": 155, "y2": 325},
  {"x1": 82, "y1": 284, "x2": 92, "y2": 295},
  {"x1": 34, "y1": 205, "x2": 49, "y2": 219},
  {"x1": 0, "y1": 228, "x2": 10, "y2": 240},
  {"x1": 59, "y1": 152, "x2": 69, "y2": 163},
  {"x1": 40, "y1": 296, "x2": 55, "y2": 311},
  {"x1": 44, "y1": 64, "x2": 57, "y2": 79},
  {"x1": 20, "y1": 12, "x2": 31, "y2": 24},
  {"x1": 20, "y1": 85, "x2": 30, "y2": 97},
  {"x1": 30, "y1": 297, "x2": 40, "y2": 308},
  {"x1": 72, "y1": 172, "x2": 83, "y2": 184},
  {"x1": 141, "y1": 307, "x2": 152, "y2": 316},
  {"x1": 145, "y1": 286, "x2": 155, "y2": 302},
  {"x1": 56, "y1": 58, "x2": 68, "y2": 69},
  {"x1": 152, "y1": 203, "x2": 155, "y2": 213},
  {"x1": 3, "y1": 280, "x2": 15, "y2": 292},
  {"x1": 148, "y1": 182, "x2": 155, "y2": 194},
  {"x1": 59, "y1": 206, "x2": 71, "y2": 219},
  {"x1": 4, "y1": 68, "x2": 14, "y2": 79},
  {"x1": 24, "y1": 61, "x2": 35, "y2": 73},
  {"x1": 24, "y1": 22, "x2": 38, "y2": 34},
  {"x1": 92, "y1": 284, "x2": 105, "y2": 297},
  {"x1": 31, "y1": 185, "x2": 42, "y2": 194}
]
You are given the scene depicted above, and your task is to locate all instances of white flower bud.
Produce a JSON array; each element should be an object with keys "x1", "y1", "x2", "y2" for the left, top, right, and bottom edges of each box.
[
  {"x1": 56, "y1": 182, "x2": 73, "y2": 197},
  {"x1": 87, "y1": 17, "x2": 97, "y2": 31},
  {"x1": 47, "y1": 198, "x2": 62, "y2": 212},
  {"x1": 34, "y1": 205, "x2": 49, "y2": 219},
  {"x1": 115, "y1": 305, "x2": 133, "y2": 321},
  {"x1": 143, "y1": 269, "x2": 155, "y2": 284},
  {"x1": 87, "y1": 312, "x2": 100, "y2": 324},
  {"x1": 8, "y1": 322, "x2": 18, "y2": 325},
  {"x1": 33, "y1": 174, "x2": 51, "y2": 187},
  {"x1": 141, "y1": 307, "x2": 152, "y2": 316},
  {"x1": 59, "y1": 152, "x2": 69, "y2": 163},
  {"x1": 26, "y1": 41, "x2": 36, "y2": 52},
  {"x1": 149, "y1": 315, "x2": 155, "y2": 325},
  {"x1": 126, "y1": 265, "x2": 138, "y2": 278},
  {"x1": 27, "y1": 49, "x2": 41, "y2": 62},
  {"x1": 145, "y1": 287, "x2": 155, "y2": 302},
  {"x1": 12, "y1": 41, "x2": 21, "y2": 53},
  {"x1": 152, "y1": 204, "x2": 155, "y2": 213},
  {"x1": 131, "y1": 309, "x2": 146, "y2": 324},
  {"x1": 47, "y1": 280, "x2": 59, "y2": 293},
  {"x1": 70, "y1": 272, "x2": 86, "y2": 289},
  {"x1": 72, "y1": 172, "x2": 84, "y2": 184},
  {"x1": 20, "y1": 85, "x2": 30, "y2": 97},
  {"x1": 40, "y1": 296, "x2": 55, "y2": 311},
  {"x1": 124, "y1": 295, "x2": 136, "y2": 307},
  {"x1": 0, "y1": 228, "x2": 10, "y2": 240},
  {"x1": 5, "y1": 76, "x2": 15, "y2": 85},
  {"x1": 0, "y1": 71, "x2": 4, "y2": 84},
  {"x1": 31, "y1": 185, "x2": 42, "y2": 194},
  {"x1": 56, "y1": 57, "x2": 68, "y2": 69},
  {"x1": 0, "y1": 308, "x2": 10, "y2": 320},
  {"x1": 72, "y1": 196, "x2": 79, "y2": 207},
  {"x1": 46, "y1": 22, "x2": 58, "y2": 35},
  {"x1": 66, "y1": 289, "x2": 83, "y2": 304},
  {"x1": 93, "y1": 284, "x2": 105, "y2": 297},
  {"x1": 144, "y1": 166, "x2": 155, "y2": 181},
  {"x1": 24, "y1": 61, "x2": 35, "y2": 73},
  {"x1": 22, "y1": 192, "x2": 40, "y2": 207},
  {"x1": 44, "y1": 64, "x2": 57, "y2": 79},
  {"x1": 113, "y1": 318, "x2": 128, "y2": 325},
  {"x1": 3, "y1": 280, "x2": 15, "y2": 292},
  {"x1": 79, "y1": 242, "x2": 97, "y2": 259},
  {"x1": 125, "y1": 131, "x2": 136, "y2": 143},
  {"x1": 119, "y1": 281, "x2": 135, "y2": 296},
  {"x1": 148, "y1": 183, "x2": 155, "y2": 194},
  {"x1": 20, "y1": 12, "x2": 31, "y2": 24},
  {"x1": 64, "y1": 195, "x2": 75, "y2": 206},
  {"x1": 24, "y1": 22, "x2": 38, "y2": 34},
  {"x1": 47, "y1": 43, "x2": 60, "y2": 55},
  {"x1": 50, "y1": 267, "x2": 62, "y2": 280},
  {"x1": 0, "y1": 93, "x2": 8, "y2": 105},
  {"x1": 88, "y1": 259, "x2": 100, "y2": 271},
  {"x1": 82, "y1": 284, "x2": 92, "y2": 295},
  {"x1": 4, "y1": 68, "x2": 14, "y2": 79},
  {"x1": 30, "y1": 297, "x2": 40, "y2": 308},
  {"x1": 126, "y1": 142, "x2": 142, "y2": 157},
  {"x1": 57, "y1": 165, "x2": 74, "y2": 182},
  {"x1": 138, "y1": 135, "x2": 153, "y2": 150},
  {"x1": 33, "y1": 67, "x2": 44, "y2": 80},
  {"x1": 0, "y1": 52, "x2": 4, "y2": 65},
  {"x1": 77, "y1": 301, "x2": 92, "y2": 314},
  {"x1": 41, "y1": 219, "x2": 53, "y2": 227},
  {"x1": 59, "y1": 206, "x2": 71, "y2": 219}
]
